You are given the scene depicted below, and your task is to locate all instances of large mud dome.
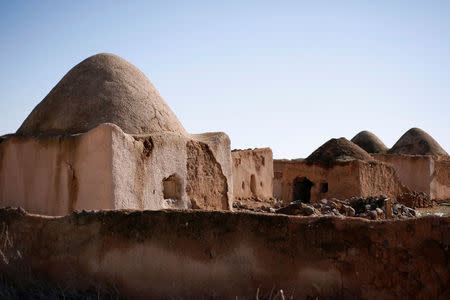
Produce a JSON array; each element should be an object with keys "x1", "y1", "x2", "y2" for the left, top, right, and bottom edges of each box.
[
  {"x1": 1, "y1": 53, "x2": 233, "y2": 215},
  {"x1": 0, "y1": 208, "x2": 448, "y2": 299}
]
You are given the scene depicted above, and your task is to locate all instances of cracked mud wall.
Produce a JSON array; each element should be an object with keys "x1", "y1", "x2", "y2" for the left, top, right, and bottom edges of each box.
[
  {"x1": 232, "y1": 148, "x2": 273, "y2": 200},
  {"x1": 111, "y1": 126, "x2": 232, "y2": 211},
  {"x1": 273, "y1": 159, "x2": 287, "y2": 200},
  {"x1": 191, "y1": 132, "x2": 233, "y2": 209},
  {"x1": 0, "y1": 124, "x2": 114, "y2": 216},
  {"x1": 186, "y1": 141, "x2": 229, "y2": 210},
  {"x1": 0, "y1": 208, "x2": 448, "y2": 299},
  {"x1": 374, "y1": 154, "x2": 450, "y2": 200},
  {"x1": 279, "y1": 159, "x2": 414, "y2": 203},
  {"x1": 0, "y1": 122, "x2": 232, "y2": 214},
  {"x1": 281, "y1": 160, "x2": 361, "y2": 204},
  {"x1": 431, "y1": 157, "x2": 450, "y2": 201},
  {"x1": 110, "y1": 125, "x2": 189, "y2": 210},
  {"x1": 358, "y1": 161, "x2": 409, "y2": 199},
  {"x1": 373, "y1": 154, "x2": 433, "y2": 196}
]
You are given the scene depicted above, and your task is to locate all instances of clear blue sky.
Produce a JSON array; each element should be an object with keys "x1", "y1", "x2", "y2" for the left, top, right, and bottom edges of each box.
[{"x1": 1, "y1": 1, "x2": 449, "y2": 158}]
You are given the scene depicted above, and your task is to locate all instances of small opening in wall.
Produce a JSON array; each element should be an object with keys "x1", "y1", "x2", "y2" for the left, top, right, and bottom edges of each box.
[
  {"x1": 242, "y1": 181, "x2": 245, "y2": 190},
  {"x1": 293, "y1": 177, "x2": 314, "y2": 203},
  {"x1": 321, "y1": 182, "x2": 328, "y2": 193},
  {"x1": 250, "y1": 174, "x2": 256, "y2": 195},
  {"x1": 260, "y1": 181, "x2": 263, "y2": 187},
  {"x1": 163, "y1": 174, "x2": 181, "y2": 201}
]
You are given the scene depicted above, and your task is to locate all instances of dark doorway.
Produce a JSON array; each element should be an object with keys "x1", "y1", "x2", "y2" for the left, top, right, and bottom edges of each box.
[{"x1": 293, "y1": 177, "x2": 314, "y2": 203}]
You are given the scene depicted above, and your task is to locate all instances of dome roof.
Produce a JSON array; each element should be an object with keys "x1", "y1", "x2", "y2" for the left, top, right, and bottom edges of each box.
[
  {"x1": 306, "y1": 138, "x2": 373, "y2": 164},
  {"x1": 351, "y1": 130, "x2": 388, "y2": 154},
  {"x1": 17, "y1": 53, "x2": 187, "y2": 136},
  {"x1": 388, "y1": 128, "x2": 448, "y2": 156}
]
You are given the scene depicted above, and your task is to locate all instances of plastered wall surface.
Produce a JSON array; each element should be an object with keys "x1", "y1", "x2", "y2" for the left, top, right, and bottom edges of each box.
[
  {"x1": 374, "y1": 154, "x2": 450, "y2": 200},
  {"x1": 273, "y1": 159, "x2": 287, "y2": 199},
  {"x1": 0, "y1": 124, "x2": 114, "y2": 215},
  {"x1": 232, "y1": 148, "x2": 273, "y2": 200},
  {"x1": 431, "y1": 157, "x2": 450, "y2": 200},
  {"x1": 0, "y1": 208, "x2": 448, "y2": 299},
  {"x1": 373, "y1": 154, "x2": 432, "y2": 194}
]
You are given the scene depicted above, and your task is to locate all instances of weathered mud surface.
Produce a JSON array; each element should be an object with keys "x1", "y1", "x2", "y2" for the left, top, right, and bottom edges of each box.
[
  {"x1": 186, "y1": 141, "x2": 229, "y2": 210},
  {"x1": 0, "y1": 208, "x2": 448, "y2": 299}
]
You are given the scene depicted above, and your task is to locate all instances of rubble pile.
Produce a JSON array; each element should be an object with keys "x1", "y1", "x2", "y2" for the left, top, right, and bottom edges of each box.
[
  {"x1": 233, "y1": 195, "x2": 418, "y2": 220},
  {"x1": 275, "y1": 195, "x2": 417, "y2": 220},
  {"x1": 232, "y1": 197, "x2": 282, "y2": 213},
  {"x1": 397, "y1": 191, "x2": 432, "y2": 208}
]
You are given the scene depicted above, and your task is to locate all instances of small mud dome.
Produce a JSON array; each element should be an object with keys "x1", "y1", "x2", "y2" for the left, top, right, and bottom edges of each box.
[{"x1": 306, "y1": 137, "x2": 373, "y2": 164}]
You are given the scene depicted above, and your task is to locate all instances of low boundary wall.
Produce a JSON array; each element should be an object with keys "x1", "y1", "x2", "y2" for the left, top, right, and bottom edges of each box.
[{"x1": 0, "y1": 208, "x2": 448, "y2": 299}]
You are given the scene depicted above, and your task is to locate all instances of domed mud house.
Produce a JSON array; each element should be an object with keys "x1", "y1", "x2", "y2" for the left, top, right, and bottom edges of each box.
[
  {"x1": 273, "y1": 138, "x2": 408, "y2": 204},
  {"x1": 0, "y1": 54, "x2": 233, "y2": 215}
]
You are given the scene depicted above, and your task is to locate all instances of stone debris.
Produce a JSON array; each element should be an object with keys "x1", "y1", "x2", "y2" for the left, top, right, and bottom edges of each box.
[
  {"x1": 331, "y1": 195, "x2": 416, "y2": 219},
  {"x1": 397, "y1": 191, "x2": 432, "y2": 208},
  {"x1": 232, "y1": 197, "x2": 283, "y2": 213},
  {"x1": 276, "y1": 201, "x2": 316, "y2": 216},
  {"x1": 233, "y1": 195, "x2": 417, "y2": 220}
]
